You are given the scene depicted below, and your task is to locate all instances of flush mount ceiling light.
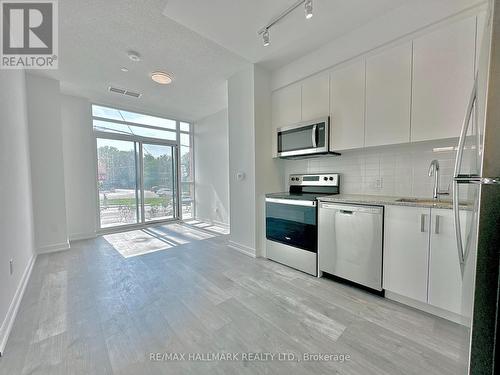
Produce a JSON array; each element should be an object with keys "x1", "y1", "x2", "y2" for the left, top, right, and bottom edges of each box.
[
  {"x1": 257, "y1": 0, "x2": 313, "y2": 46},
  {"x1": 127, "y1": 51, "x2": 141, "y2": 62},
  {"x1": 120, "y1": 67, "x2": 129, "y2": 72},
  {"x1": 151, "y1": 71, "x2": 173, "y2": 85},
  {"x1": 305, "y1": 0, "x2": 313, "y2": 19}
]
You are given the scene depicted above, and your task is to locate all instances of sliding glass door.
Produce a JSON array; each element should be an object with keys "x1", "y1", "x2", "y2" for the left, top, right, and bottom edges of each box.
[
  {"x1": 96, "y1": 138, "x2": 178, "y2": 229},
  {"x1": 97, "y1": 138, "x2": 141, "y2": 228},
  {"x1": 142, "y1": 143, "x2": 177, "y2": 223}
]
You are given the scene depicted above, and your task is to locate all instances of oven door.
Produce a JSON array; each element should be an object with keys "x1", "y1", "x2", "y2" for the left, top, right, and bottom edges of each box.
[
  {"x1": 277, "y1": 118, "x2": 329, "y2": 158},
  {"x1": 265, "y1": 198, "x2": 317, "y2": 252}
]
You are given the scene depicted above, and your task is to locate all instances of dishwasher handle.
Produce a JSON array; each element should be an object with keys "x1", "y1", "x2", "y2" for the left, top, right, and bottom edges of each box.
[
  {"x1": 320, "y1": 202, "x2": 383, "y2": 214},
  {"x1": 339, "y1": 209, "x2": 354, "y2": 215}
]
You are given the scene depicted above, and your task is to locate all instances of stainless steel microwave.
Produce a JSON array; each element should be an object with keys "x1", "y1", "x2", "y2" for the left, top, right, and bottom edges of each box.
[{"x1": 276, "y1": 117, "x2": 340, "y2": 158}]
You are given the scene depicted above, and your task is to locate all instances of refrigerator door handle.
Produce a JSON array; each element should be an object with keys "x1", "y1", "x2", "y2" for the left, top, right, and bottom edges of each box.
[
  {"x1": 454, "y1": 176, "x2": 500, "y2": 184},
  {"x1": 453, "y1": 77, "x2": 477, "y2": 179},
  {"x1": 452, "y1": 182, "x2": 464, "y2": 273},
  {"x1": 453, "y1": 77, "x2": 477, "y2": 276},
  {"x1": 472, "y1": 177, "x2": 500, "y2": 185}
]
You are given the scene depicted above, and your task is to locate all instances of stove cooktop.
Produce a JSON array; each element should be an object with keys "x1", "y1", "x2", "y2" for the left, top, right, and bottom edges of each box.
[{"x1": 266, "y1": 173, "x2": 340, "y2": 202}]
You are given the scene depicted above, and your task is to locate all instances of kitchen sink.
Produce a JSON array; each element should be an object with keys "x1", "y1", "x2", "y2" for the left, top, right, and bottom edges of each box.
[{"x1": 396, "y1": 198, "x2": 452, "y2": 205}]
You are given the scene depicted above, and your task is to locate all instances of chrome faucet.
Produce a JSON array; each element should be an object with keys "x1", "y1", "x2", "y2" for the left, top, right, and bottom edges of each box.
[{"x1": 428, "y1": 159, "x2": 447, "y2": 200}]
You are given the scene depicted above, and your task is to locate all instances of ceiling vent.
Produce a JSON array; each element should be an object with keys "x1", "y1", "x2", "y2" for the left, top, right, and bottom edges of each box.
[{"x1": 108, "y1": 86, "x2": 142, "y2": 98}]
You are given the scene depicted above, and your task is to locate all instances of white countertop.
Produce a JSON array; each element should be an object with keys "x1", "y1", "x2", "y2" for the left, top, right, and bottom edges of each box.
[{"x1": 317, "y1": 194, "x2": 457, "y2": 209}]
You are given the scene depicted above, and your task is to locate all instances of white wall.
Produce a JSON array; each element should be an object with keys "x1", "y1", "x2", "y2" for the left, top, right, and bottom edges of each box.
[
  {"x1": 282, "y1": 139, "x2": 459, "y2": 198},
  {"x1": 61, "y1": 94, "x2": 97, "y2": 240},
  {"x1": 194, "y1": 109, "x2": 230, "y2": 225},
  {"x1": 0, "y1": 70, "x2": 36, "y2": 354},
  {"x1": 227, "y1": 65, "x2": 282, "y2": 257},
  {"x1": 272, "y1": 0, "x2": 486, "y2": 90},
  {"x1": 254, "y1": 66, "x2": 283, "y2": 257},
  {"x1": 25, "y1": 74, "x2": 69, "y2": 253},
  {"x1": 227, "y1": 66, "x2": 257, "y2": 255}
]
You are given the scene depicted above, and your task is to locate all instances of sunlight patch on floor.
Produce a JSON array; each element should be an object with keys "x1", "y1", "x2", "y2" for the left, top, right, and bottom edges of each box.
[{"x1": 103, "y1": 221, "x2": 229, "y2": 258}]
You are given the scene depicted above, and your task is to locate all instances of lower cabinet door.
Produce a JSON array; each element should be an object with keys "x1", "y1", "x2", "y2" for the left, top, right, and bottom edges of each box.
[
  {"x1": 428, "y1": 209, "x2": 463, "y2": 314},
  {"x1": 383, "y1": 206, "x2": 430, "y2": 303}
]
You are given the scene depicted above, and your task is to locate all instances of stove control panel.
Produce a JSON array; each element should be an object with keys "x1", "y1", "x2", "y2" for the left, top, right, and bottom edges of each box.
[{"x1": 289, "y1": 174, "x2": 340, "y2": 187}]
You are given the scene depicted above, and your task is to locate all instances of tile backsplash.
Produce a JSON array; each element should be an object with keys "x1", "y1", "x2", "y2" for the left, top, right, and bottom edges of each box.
[{"x1": 282, "y1": 139, "x2": 461, "y2": 198}]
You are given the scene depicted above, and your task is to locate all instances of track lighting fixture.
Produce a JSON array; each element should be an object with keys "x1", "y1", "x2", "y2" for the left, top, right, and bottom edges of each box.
[
  {"x1": 257, "y1": 0, "x2": 314, "y2": 47},
  {"x1": 305, "y1": 0, "x2": 313, "y2": 19},
  {"x1": 263, "y1": 29, "x2": 270, "y2": 47}
]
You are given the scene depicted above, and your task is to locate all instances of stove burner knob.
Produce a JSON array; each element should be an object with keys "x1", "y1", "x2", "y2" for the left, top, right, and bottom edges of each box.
[
  {"x1": 329, "y1": 177, "x2": 334, "y2": 181},
  {"x1": 323, "y1": 177, "x2": 328, "y2": 181}
]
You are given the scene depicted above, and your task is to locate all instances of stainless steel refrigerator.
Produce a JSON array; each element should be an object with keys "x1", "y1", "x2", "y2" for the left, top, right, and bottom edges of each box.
[{"x1": 454, "y1": 0, "x2": 500, "y2": 373}]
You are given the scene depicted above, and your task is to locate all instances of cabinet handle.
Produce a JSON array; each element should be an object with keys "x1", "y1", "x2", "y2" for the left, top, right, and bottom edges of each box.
[
  {"x1": 435, "y1": 215, "x2": 440, "y2": 234},
  {"x1": 420, "y1": 214, "x2": 427, "y2": 233}
]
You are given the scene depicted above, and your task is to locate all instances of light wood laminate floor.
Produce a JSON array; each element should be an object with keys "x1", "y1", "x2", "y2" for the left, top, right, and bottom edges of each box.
[{"x1": 0, "y1": 222, "x2": 467, "y2": 375}]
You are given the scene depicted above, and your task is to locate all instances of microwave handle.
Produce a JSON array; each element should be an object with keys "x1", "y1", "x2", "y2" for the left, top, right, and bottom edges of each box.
[{"x1": 312, "y1": 125, "x2": 317, "y2": 148}]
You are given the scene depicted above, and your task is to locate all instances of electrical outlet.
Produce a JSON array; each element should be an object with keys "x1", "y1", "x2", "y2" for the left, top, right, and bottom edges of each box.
[
  {"x1": 375, "y1": 178, "x2": 384, "y2": 189},
  {"x1": 9, "y1": 259, "x2": 13, "y2": 275}
]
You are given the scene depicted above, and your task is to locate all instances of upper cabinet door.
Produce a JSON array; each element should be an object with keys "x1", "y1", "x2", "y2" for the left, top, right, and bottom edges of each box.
[
  {"x1": 411, "y1": 17, "x2": 476, "y2": 142},
  {"x1": 330, "y1": 60, "x2": 365, "y2": 151},
  {"x1": 301, "y1": 73, "x2": 330, "y2": 122},
  {"x1": 476, "y1": 12, "x2": 488, "y2": 74},
  {"x1": 271, "y1": 83, "x2": 301, "y2": 157},
  {"x1": 271, "y1": 83, "x2": 301, "y2": 128},
  {"x1": 365, "y1": 43, "x2": 412, "y2": 147}
]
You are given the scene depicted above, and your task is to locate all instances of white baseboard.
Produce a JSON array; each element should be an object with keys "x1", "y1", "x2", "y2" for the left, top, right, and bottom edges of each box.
[
  {"x1": 37, "y1": 240, "x2": 70, "y2": 254},
  {"x1": 69, "y1": 232, "x2": 96, "y2": 241},
  {"x1": 193, "y1": 217, "x2": 230, "y2": 229},
  {"x1": 385, "y1": 291, "x2": 464, "y2": 325},
  {"x1": 211, "y1": 220, "x2": 229, "y2": 229},
  {"x1": 0, "y1": 254, "x2": 36, "y2": 356},
  {"x1": 227, "y1": 241, "x2": 256, "y2": 258}
]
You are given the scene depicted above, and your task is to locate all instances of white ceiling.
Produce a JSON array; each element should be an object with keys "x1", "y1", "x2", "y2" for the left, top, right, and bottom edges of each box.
[
  {"x1": 32, "y1": 0, "x2": 413, "y2": 121},
  {"x1": 163, "y1": 0, "x2": 412, "y2": 70},
  {"x1": 32, "y1": 0, "x2": 249, "y2": 122}
]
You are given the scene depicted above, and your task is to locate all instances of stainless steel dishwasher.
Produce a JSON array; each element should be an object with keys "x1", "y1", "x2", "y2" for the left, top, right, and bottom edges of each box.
[{"x1": 318, "y1": 202, "x2": 383, "y2": 291}]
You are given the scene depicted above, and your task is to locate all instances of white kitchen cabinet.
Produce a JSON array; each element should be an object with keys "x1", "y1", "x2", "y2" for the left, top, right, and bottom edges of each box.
[
  {"x1": 411, "y1": 16, "x2": 476, "y2": 142},
  {"x1": 271, "y1": 83, "x2": 301, "y2": 127},
  {"x1": 330, "y1": 60, "x2": 365, "y2": 151},
  {"x1": 301, "y1": 73, "x2": 329, "y2": 122},
  {"x1": 383, "y1": 206, "x2": 431, "y2": 303},
  {"x1": 271, "y1": 83, "x2": 301, "y2": 157},
  {"x1": 366, "y1": 43, "x2": 412, "y2": 147},
  {"x1": 428, "y1": 209, "x2": 463, "y2": 314}
]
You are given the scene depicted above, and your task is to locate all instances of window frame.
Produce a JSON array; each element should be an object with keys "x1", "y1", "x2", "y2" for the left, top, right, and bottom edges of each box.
[
  {"x1": 178, "y1": 125, "x2": 195, "y2": 221},
  {"x1": 92, "y1": 104, "x2": 194, "y2": 232}
]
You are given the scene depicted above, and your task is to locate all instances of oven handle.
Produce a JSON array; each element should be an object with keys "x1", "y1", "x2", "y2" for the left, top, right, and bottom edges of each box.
[{"x1": 265, "y1": 198, "x2": 317, "y2": 207}]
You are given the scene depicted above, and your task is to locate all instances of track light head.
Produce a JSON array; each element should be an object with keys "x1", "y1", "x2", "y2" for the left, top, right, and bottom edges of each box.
[
  {"x1": 258, "y1": 0, "x2": 312, "y2": 45},
  {"x1": 263, "y1": 29, "x2": 270, "y2": 46},
  {"x1": 305, "y1": 0, "x2": 313, "y2": 19}
]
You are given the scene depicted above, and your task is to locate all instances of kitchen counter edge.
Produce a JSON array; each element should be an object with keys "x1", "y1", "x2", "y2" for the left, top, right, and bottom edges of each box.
[{"x1": 317, "y1": 194, "x2": 458, "y2": 210}]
